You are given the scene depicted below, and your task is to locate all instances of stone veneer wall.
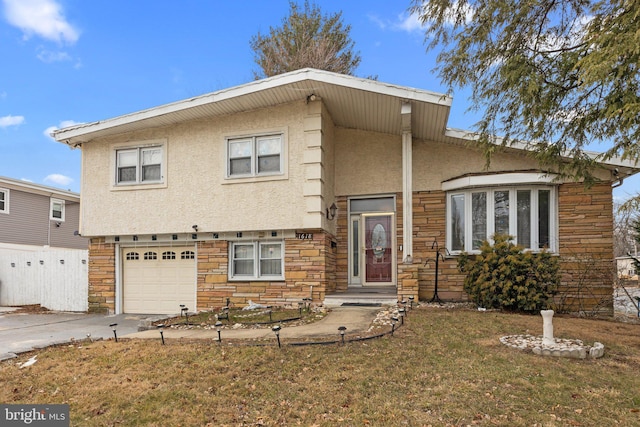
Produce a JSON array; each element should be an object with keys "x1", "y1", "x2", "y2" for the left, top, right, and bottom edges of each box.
[
  {"x1": 87, "y1": 237, "x2": 116, "y2": 313},
  {"x1": 413, "y1": 191, "x2": 468, "y2": 301},
  {"x1": 557, "y1": 182, "x2": 614, "y2": 315},
  {"x1": 410, "y1": 184, "x2": 615, "y2": 314},
  {"x1": 196, "y1": 231, "x2": 334, "y2": 310}
]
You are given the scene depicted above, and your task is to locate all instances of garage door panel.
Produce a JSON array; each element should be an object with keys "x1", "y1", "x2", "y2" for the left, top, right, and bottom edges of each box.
[{"x1": 122, "y1": 246, "x2": 196, "y2": 315}]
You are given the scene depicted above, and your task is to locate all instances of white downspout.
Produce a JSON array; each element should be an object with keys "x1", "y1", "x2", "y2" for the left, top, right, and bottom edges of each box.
[{"x1": 401, "y1": 102, "x2": 413, "y2": 263}]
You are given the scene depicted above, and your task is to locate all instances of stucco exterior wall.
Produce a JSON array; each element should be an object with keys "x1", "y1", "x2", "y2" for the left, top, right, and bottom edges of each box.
[
  {"x1": 80, "y1": 101, "x2": 309, "y2": 237},
  {"x1": 333, "y1": 132, "x2": 601, "y2": 197}
]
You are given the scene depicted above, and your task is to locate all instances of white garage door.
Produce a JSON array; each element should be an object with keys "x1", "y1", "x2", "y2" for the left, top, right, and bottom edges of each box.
[{"x1": 122, "y1": 246, "x2": 196, "y2": 315}]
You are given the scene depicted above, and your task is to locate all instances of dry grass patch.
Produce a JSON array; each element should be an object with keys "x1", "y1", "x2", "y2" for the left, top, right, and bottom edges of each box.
[{"x1": 2, "y1": 307, "x2": 640, "y2": 426}]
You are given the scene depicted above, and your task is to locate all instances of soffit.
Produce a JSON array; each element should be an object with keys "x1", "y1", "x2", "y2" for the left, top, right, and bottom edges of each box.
[{"x1": 53, "y1": 69, "x2": 453, "y2": 146}]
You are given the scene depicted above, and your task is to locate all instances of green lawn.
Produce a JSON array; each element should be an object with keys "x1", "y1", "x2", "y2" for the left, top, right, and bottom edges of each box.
[{"x1": 2, "y1": 307, "x2": 639, "y2": 426}]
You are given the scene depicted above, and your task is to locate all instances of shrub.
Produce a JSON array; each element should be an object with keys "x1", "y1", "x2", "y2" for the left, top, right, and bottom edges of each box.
[{"x1": 457, "y1": 234, "x2": 559, "y2": 313}]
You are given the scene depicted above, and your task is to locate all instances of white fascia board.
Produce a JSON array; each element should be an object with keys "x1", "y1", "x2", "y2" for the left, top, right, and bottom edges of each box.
[
  {"x1": 444, "y1": 128, "x2": 640, "y2": 171},
  {"x1": 0, "y1": 176, "x2": 80, "y2": 200},
  {"x1": 53, "y1": 68, "x2": 452, "y2": 143},
  {"x1": 442, "y1": 172, "x2": 559, "y2": 191}
]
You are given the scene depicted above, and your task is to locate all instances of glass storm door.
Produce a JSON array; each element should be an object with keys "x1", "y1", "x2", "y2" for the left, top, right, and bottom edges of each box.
[{"x1": 363, "y1": 214, "x2": 394, "y2": 286}]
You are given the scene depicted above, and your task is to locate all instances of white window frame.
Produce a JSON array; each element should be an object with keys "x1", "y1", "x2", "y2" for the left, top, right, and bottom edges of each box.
[
  {"x1": 226, "y1": 134, "x2": 284, "y2": 178},
  {"x1": 446, "y1": 186, "x2": 557, "y2": 254},
  {"x1": 50, "y1": 198, "x2": 65, "y2": 221},
  {"x1": 0, "y1": 188, "x2": 9, "y2": 214},
  {"x1": 112, "y1": 140, "x2": 166, "y2": 188},
  {"x1": 228, "y1": 240, "x2": 285, "y2": 281}
]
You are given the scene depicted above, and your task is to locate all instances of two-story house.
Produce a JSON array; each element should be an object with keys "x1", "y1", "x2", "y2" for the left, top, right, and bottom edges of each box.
[
  {"x1": 53, "y1": 69, "x2": 638, "y2": 315},
  {"x1": 0, "y1": 176, "x2": 88, "y2": 311}
]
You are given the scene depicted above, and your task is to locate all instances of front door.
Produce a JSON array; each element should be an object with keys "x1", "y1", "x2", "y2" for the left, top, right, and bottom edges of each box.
[{"x1": 362, "y1": 213, "x2": 394, "y2": 286}]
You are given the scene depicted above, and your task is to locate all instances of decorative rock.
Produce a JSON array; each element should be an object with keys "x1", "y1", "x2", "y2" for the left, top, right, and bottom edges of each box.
[{"x1": 500, "y1": 334, "x2": 604, "y2": 359}]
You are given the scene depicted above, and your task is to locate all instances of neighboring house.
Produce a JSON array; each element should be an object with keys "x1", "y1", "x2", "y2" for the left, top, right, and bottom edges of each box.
[
  {"x1": 0, "y1": 176, "x2": 89, "y2": 311},
  {"x1": 616, "y1": 256, "x2": 638, "y2": 281},
  {"x1": 52, "y1": 68, "x2": 639, "y2": 315}
]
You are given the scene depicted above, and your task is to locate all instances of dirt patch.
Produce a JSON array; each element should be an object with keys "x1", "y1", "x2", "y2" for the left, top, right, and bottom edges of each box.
[{"x1": 13, "y1": 305, "x2": 50, "y2": 314}]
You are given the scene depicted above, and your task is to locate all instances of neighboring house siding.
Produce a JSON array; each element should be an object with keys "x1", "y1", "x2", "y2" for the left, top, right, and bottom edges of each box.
[
  {"x1": 0, "y1": 189, "x2": 50, "y2": 246},
  {"x1": 50, "y1": 201, "x2": 85, "y2": 249}
]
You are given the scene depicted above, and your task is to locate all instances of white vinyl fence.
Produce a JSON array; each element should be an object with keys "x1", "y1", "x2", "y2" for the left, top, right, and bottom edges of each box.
[{"x1": 0, "y1": 250, "x2": 88, "y2": 312}]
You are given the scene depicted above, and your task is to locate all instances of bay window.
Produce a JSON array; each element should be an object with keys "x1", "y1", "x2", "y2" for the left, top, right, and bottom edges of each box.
[
  {"x1": 447, "y1": 187, "x2": 556, "y2": 253},
  {"x1": 230, "y1": 241, "x2": 284, "y2": 280}
]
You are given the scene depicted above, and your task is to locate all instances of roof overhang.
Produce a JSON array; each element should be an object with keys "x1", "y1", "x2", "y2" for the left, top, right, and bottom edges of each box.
[
  {"x1": 52, "y1": 68, "x2": 639, "y2": 177},
  {"x1": 52, "y1": 68, "x2": 453, "y2": 147},
  {"x1": 444, "y1": 128, "x2": 640, "y2": 177},
  {"x1": 0, "y1": 176, "x2": 80, "y2": 200}
]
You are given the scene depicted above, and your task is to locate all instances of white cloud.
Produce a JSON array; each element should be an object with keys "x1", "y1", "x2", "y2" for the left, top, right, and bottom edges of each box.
[
  {"x1": 0, "y1": 114, "x2": 25, "y2": 128},
  {"x1": 44, "y1": 173, "x2": 73, "y2": 187},
  {"x1": 367, "y1": 13, "x2": 387, "y2": 30},
  {"x1": 37, "y1": 47, "x2": 71, "y2": 63},
  {"x1": 3, "y1": 0, "x2": 80, "y2": 44},
  {"x1": 396, "y1": 12, "x2": 424, "y2": 32},
  {"x1": 44, "y1": 119, "x2": 81, "y2": 141}
]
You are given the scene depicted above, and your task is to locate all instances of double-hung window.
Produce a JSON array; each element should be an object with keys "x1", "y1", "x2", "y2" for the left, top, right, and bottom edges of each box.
[
  {"x1": 116, "y1": 146, "x2": 163, "y2": 185},
  {"x1": 227, "y1": 134, "x2": 283, "y2": 178},
  {"x1": 50, "y1": 198, "x2": 65, "y2": 221},
  {"x1": 229, "y1": 241, "x2": 284, "y2": 280},
  {"x1": 0, "y1": 188, "x2": 8, "y2": 214},
  {"x1": 447, "y1": 186, "x2": 556, "y2": 253}
]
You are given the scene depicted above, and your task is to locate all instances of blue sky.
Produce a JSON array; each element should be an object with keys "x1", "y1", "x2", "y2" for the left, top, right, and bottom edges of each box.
[{"x1": 0, "y1": 0, "x2": 638, "y2": 201}]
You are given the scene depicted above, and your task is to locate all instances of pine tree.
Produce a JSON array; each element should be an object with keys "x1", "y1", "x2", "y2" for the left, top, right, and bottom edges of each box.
[
  {"x1": 410, "y1": 0, "x2": 640, "y2": 183},
  {"x1": 250, "y1": 1, "x2": 361, "y2": 79}
]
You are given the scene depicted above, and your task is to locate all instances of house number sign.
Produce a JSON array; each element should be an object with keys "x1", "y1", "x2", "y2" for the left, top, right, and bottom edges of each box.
[{"x1": 296, "y1": 233, "x2": 313, "y2": 240}]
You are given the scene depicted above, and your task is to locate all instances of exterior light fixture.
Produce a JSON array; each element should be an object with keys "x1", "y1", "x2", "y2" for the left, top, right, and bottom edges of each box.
[
  {"x1": 158, "y1": 324, "x2": 165, "y2": 345},
  {"x1": 391, "y1": 316, "x2": 398, "y2": 335},
  {"x1": 215, "y1": 321, "x2": 223, "y2": 343},
  {"x1": 326, "y1": 202, "x2": 337, "y2": 220},
  {"x1": 398, "y1": 308, "x2": 405, "y2": 325},
  {"x1": 409, "y1": 296, "x2": 415, "y2": 309},
  {"x1": 181, "y1": 306, "x2": 190, "y2": 324},
  {"x1": 109, "y1": 323, "x2": 118, "y2": 342},
  {"x1": 219, "y1": 306, "x2": 230, "y2": 322},
  {"x1": 272, "y1": 325, "x2": 282, "y2": 348},
  {"x1": 338, "y1": 326, "x2": 347, "y2": 344}
]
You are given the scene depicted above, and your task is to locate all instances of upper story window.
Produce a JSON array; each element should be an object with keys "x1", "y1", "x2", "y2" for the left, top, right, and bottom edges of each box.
[
  {"x1": 229, "y1": 240, "x2": 284, "y2": 280},
  {"x1": 50, "y1": 198, "x2": 65, "y2": 221},
  {"x1": 447, "y1": 186, "x2": 557, "y2": 253},
  {"x1": 0, "y1": 188, "x2": 8, "y2": 214},
  {"x1": 116, "y1": 146, "x2": 163, "y2": 185},
  {"x1": 227, "y1": 134, "x2": 283, "y2": 178}
]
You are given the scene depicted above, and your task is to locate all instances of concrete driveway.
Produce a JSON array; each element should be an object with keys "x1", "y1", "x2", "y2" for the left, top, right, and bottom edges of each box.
[{"x1": 0, "y1": 307, "x2": 161, "y2": 361}]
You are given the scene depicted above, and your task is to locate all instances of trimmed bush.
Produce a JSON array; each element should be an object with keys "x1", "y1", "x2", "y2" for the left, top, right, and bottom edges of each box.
[{"x1": 457, "y1": 234, "x2": 559, "y2": 313}]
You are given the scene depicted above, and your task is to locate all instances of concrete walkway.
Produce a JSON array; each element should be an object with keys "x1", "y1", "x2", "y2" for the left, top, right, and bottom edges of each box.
[
  {"x1": 126, "y1": 306, "x2": 382, "y2": 341},
  {"x1": 0, "y1": 306, "x2": 384, "y2": 359}
]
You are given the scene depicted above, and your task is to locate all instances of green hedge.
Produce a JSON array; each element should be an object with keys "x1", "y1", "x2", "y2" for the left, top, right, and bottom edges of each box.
[{"x1": 457, "y1": 234, "x2": 559, "y2": 313}]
